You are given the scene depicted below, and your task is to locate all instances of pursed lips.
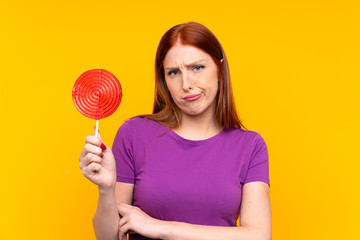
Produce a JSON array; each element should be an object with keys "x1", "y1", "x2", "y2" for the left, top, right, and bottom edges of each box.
[{"x1": 183, "y1": 93, "x2": 202, "y2": 101}]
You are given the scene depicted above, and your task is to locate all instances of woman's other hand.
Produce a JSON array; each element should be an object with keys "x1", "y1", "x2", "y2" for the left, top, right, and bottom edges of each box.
[
  {"x1": 78, "y1": 129, "x2": 116, "y2": 191},
  {"x1": 118, "y1": 204, "x2": 164, "y2": 240}
]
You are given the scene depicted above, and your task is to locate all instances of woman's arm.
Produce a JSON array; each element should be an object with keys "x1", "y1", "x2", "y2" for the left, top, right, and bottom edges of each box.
[
  {"x1": 159, "y1": 221, "x2": 262, "y2": 240},
  {"x1": 93, "y1": 182, "x2": 134, "y2": 240},
  {"x1": 118, "y1": 181, "x2": 271, "y2": 240},
  {"x1": 78, "y1": 133, "x2": 121, "y2": 240},
  {"x1": 93, "y1": 186, "x2": 119, "y2": 240}
]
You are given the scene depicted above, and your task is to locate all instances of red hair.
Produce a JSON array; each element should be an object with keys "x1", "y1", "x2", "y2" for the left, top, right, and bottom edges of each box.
[{"x1": 140, "y1": 22, "x2": 246, "y2": 130}]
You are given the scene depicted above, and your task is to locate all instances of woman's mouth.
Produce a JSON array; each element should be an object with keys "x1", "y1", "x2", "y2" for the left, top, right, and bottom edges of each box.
[{"x1": 183, "y1": 94, "x2": 202, "y2": 101}]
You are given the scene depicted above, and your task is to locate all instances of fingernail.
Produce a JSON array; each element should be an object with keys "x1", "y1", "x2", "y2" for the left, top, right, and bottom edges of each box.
[
  {"x1": 100, "y1": 143, "x2": 107, "y2": 151},
  {"x1": 100, "y1": 154, "x2": 104, "y2": 158}
]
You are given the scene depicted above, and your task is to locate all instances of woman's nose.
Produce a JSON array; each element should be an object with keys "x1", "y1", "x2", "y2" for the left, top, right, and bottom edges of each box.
[{"x1": 181, "y1": 72, "x2": 193, "y2": 91}]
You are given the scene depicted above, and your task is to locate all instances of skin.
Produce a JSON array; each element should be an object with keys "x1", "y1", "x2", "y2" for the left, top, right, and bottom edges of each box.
[
  {"x1": 78, "y1": 42, "x2": 272, "y2": 240},
  {"x1": 163, "y1": 42, "x2": 221, "y2": 140}
]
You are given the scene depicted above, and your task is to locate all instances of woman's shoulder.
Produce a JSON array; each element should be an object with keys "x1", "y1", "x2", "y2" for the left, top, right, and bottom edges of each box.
[
  {"x1": 226, "y1": 127, "x2": 262, "y2": 138},
  {"x1": 223, "y1": 127, "x2": 265, "y2": 145},
  {"x1": 125, "y1": 116, "x2": 164, "y2": 128},
  {"x1": 118, "y1": 116, "x2": 169, "y2": 137}
]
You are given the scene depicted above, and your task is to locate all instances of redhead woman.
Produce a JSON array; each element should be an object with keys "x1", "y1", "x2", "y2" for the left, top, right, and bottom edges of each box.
[{"x1": 78, "y1": 22, "x2": 272, "y2": 240}]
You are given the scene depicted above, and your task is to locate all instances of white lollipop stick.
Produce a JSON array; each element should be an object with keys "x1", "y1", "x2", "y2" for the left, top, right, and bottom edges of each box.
[{"x1": 95, "y1": 119, "x2": 99, "y2": 138}]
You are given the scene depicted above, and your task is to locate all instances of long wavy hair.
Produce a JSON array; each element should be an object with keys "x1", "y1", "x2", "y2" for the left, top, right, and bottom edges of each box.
[{"x1": 140, "y1": 22, "x2": 246, "y2": 130}]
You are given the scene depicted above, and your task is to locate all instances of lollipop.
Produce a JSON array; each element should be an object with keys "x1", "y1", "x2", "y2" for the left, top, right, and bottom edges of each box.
[{"x1": 72, "y1": 69, "x2": 122, "y2": 137}]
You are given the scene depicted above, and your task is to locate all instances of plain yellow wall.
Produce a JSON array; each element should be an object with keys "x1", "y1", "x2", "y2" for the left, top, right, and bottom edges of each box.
[{"x1": 1, "y1": 0, "x2": 359, "y2": 239}]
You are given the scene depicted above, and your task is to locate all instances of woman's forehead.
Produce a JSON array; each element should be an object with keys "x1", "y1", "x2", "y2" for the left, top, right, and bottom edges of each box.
[{"x1": 163, "y1": 44, "x2": 212, "y2": 67}]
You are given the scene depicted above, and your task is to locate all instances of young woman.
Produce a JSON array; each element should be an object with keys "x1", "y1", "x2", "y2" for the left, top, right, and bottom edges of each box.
[{"x1": 78, "y1": 22, "x2": 272, "y2": 240}]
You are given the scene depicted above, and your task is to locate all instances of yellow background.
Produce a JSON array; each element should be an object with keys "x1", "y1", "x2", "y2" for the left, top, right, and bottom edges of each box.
[{"x1": 1, "y1": 0, "x2": 359, "y2": 239}]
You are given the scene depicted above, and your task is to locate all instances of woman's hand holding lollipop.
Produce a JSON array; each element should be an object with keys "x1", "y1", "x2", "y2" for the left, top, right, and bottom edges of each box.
[{"x1": 78, "y1": 131, "x2": 116, "y2": 191}]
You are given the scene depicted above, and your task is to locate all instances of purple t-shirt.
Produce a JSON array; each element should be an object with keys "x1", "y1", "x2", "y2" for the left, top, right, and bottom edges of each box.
[{"x1": 112, "y1": 117, "x2": 270, "y2": 240}]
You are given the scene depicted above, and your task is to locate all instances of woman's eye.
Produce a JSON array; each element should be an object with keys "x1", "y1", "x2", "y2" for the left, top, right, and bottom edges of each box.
[
  {"x1": 168, "y1": 70, "x2": 179, "y2": 76},
  {"x1": 194, "y1": 65, "x2": 205, "y2": 71}
]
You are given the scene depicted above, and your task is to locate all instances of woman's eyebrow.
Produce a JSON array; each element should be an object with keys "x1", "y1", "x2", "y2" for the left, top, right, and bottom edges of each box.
[{"x1": 165, "y1": 60, "x2": 206, "y2": 70}]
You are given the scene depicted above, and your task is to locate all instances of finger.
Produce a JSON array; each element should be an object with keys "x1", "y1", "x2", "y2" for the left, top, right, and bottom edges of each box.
[
  {"x1": 86, "y1": 135, "x2": 102, "y2": 146},
  {"x1": 118, "y1": 203, "x2": 132, "y2": 216},
  {"x1": 100, "y1": 141, "x2": 108, "y2": 152},
  {"x1": 89, "y1": 129, "x2": 109, "y2": 153},
  {"x1": 79, "y1": 153, "x2": 102, "y2": 169},
  {"x1": 119, "y1": 227, "x2": 129, "y2": 240},
  {"x1": 119, "y1": 215, "x2": 128, "y2": 227},
  {"x1": 118, "y1": 231, "x2": 126, "y2": 240},
  {"x1": 118, "y1": 223, "x2": 124, "y2": 240},
  {"x1": 119, "y1": 214, "x2": 136, "y2": 237},
  {"x1": 79, "y1": 136, "x2": 101, "y2": 160},
  {"x1": 82, "y1": 162, "x2": 101, "y2": 176},
  {"x1": 84, "y1": 143, "x2": 103, "y2": 156},
  {"x1": 118, "y1": 219, "x2": 129, "y2": 240}
]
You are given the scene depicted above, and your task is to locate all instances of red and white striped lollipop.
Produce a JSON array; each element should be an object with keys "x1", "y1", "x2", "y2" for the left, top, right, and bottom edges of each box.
[{"x1": 72, "y1": 69, "x2": 122, "y2": 137}]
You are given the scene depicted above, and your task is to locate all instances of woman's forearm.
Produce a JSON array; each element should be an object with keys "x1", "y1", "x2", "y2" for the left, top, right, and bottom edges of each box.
[
  {"x1": 159, "y1": 221, "x2": 268, "y2": 240},
  {"x1": 93, "y1": 187, "x2": 119, "y2": 240}
]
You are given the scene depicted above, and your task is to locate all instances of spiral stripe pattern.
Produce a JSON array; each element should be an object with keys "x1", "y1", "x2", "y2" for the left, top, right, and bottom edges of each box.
[{"x1": 72, "y1": 69, "x2": 122, "y2": 120}]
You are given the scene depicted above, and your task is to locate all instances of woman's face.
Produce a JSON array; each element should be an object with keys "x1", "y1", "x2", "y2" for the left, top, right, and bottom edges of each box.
[{"x1": 163, "y1": 43, "x2": 219, "y2": 118}]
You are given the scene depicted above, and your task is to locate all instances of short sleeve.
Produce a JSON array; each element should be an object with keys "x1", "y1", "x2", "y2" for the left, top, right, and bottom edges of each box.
[
  {"x1": 112, "y1": 121, "x2": 136, "y2": 184},
  {"x1": 244, "y1": 134, "x2": 270, "y2": 186}
]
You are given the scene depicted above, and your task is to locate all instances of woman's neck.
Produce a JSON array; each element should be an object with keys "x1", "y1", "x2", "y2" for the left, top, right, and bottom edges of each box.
[{"x1": 173, "y1": 110, "x2": 222, "y2": 141}]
